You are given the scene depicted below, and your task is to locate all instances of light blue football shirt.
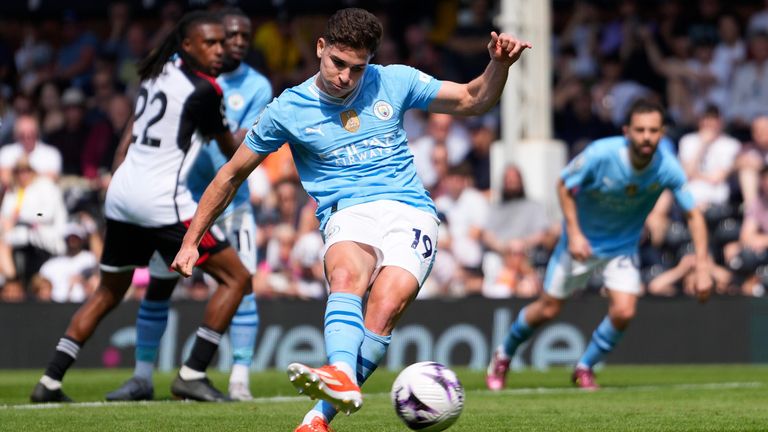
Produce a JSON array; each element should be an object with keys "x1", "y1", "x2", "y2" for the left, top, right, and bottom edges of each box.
[
  {"x1": 560, "y1": 136, "x2": 695, "y2": 256},
  {"x1": 188, "y1": 63, "x2": 272, "y2": 217},
  {"x1": 245, "y1": 64, "x2": 442, "y2": 228}
]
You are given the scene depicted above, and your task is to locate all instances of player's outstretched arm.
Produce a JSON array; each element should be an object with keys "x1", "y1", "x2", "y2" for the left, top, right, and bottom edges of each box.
[
  {"x1": 172, "y1": 145, "x2": 268, "y2": 277},
  {"x1": 428, "y1": 31, "x2": 531, "y2": 116},
  {"x1": 684, "y1": 207, "x2": 713, "y2": 303}
]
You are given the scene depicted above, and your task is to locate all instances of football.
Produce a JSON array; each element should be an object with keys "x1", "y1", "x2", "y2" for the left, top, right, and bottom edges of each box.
[{"x1": 391, "y1": 361, "x2": 465, "y2": 432}]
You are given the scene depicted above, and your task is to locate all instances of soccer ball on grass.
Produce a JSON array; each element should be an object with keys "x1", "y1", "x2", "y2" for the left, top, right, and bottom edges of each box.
[{"x1": 391, "y1": 361, "x2": 464, "y2": 432}]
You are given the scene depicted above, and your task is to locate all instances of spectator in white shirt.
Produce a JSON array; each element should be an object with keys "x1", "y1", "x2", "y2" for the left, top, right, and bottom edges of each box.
[
  {"x1": 409, "y1": 113, "x2": 471, "y2": 190},
  {"x1": 0, "y1": 156, "x2": 67, "y2": 288},
  {"x1": 434, "y1": 163, "x2": 489, "y2": 296},
  {"x1": 678, "y1": 105, "x2": 741, "y2": 209},
  {"x1": 38, "y1": 223, "x2": 97, "y2": 303},
  {"x1": 0, "y1": 115, "x2": 62, "y2": 188}
]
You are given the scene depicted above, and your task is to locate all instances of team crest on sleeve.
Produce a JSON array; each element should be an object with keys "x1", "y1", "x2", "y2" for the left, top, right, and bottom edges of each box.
[
  {"x1": 340, "y1": 109, "x2": 360, "y2": 133},
  {"x1": 227, "y1": 93, "x2": 245, "y2": 110},
  {"x1": 568, "y1": 154, "x2": 586, "y2": 174},
  {"x1": 373, "y1": 100, "x2": 394, "y2": 120}
]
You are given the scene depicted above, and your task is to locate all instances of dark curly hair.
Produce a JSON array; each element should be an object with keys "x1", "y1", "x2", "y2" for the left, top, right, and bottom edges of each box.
[
  {"x1": 323, "y1": 8, "x2": 383, "y2": 55},
  {"x1": 137, "y1": 11, "x2": 222, "y2": 80}
]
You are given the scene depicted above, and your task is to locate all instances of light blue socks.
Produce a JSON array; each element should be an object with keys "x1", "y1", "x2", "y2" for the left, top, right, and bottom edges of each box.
[
  {"x1": 578, "y1": 316, "x2": 624, "y2": 369},
  {"x1": 134, "y1": 299, "x2": 169, "y2": 381},
  {"x1": 501, "y1": 306, "x2": 534, "y2": 358}
]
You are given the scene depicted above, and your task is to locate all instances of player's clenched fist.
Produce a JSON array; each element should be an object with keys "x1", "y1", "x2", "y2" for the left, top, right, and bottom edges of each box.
[
  {"x1": 488, "y1": 31, "x2": 532, "y2": 66},
  {"x1": 172, "y1": 245, "x2": 199, "y2": 278}
]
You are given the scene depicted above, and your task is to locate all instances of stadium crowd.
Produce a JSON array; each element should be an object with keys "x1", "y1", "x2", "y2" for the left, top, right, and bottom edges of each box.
[{"x1": 0, "y1": 0, "x2": 768, "y2": 303}]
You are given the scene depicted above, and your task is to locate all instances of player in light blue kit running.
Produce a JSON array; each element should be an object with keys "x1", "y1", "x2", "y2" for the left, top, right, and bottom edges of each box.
[
  {"x1": 172, "y1": 8, "x2": 530, "y2": 431},
  {"x1": 486, "y1": 100, "x2": 713, "y2": 391},
  {"x1": 106, "y1": 8, "x2": 272, "y2": 402}
]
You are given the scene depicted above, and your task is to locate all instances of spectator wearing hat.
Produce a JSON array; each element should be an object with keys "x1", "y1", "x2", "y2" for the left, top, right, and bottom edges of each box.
[
  {"x1": 37, "y1": 223, "x2": 98, "y2": 303},
  {"x1": 0, "y1": 114, "x2": 61, "y2": 188}
]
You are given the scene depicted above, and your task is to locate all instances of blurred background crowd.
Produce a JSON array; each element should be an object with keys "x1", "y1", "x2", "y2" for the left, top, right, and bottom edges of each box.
[{"x1": 2, "y1": 0, "x2": 768, "y2": 304}]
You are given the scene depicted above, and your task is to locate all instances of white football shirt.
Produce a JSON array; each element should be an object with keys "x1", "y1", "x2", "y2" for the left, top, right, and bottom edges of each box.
[{"x1": 105, "y1": 59, "x2": 228, "y2": 227}]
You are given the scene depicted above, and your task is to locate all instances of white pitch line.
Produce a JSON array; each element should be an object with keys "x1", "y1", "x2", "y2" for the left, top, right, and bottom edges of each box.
[
  {"x1": 2, "y1": 381, "x2": 762, "y2": 411},
  {"x1": 487, "y1": 381, "x2": 764, "y2": 396}
]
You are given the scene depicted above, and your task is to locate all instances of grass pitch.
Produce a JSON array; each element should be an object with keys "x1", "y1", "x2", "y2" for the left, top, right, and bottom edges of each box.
[{"x1": 1, "y1": 365, "x2": 767, "y2": 431}]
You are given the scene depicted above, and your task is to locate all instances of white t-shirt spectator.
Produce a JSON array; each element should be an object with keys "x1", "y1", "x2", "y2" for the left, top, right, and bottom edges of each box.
[
  {"x1": 291, "y1": 231, "x2": 326, "y2": 300},
  {"x1": 0, "y1": 176, "x2": 67, "y2": 255},
  {"x1": 0, "y1": 141, "x2": 62, "y2": 178},
  {"x1": 679, "y1": 131, "x2": 741, "y2": 206},
  {"x1": 409, "y1": 124, "x2": 471, "y2": 189},
  {"x1": 39, "y1": 250, "x2": 97, "y2": 302},
  {"x1": 435, "y1": 188, "x2": 489, "y2": 268}
]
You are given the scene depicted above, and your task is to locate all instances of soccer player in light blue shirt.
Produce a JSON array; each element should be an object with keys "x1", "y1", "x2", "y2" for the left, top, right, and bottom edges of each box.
[
  {"x1": 487, "y1": 101, "x2": 713, "y2": 392},
  {"x1": 106, "y1": 8, "x2": 272, "y2": 403},
  {"x1": 187, "y1": 52, "x2": 271, "y2": 215},
  {"x1": 172, "y1": 8, "x2": 530, "y2": 431}
]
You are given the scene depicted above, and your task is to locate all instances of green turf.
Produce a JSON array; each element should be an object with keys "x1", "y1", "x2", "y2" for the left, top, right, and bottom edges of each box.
[{"x1": 2, "y1": 365, "x2": 767, "y2": 431}]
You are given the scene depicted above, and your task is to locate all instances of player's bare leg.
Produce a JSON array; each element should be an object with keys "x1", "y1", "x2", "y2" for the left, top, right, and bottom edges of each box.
[
  {"x1": 289, "y1": 241, "x2": 375, "y2": 420},
  {"x1": 31, "y1": 271, "x2": 134, "y2": 402},
  {"x1": 199, "y1": 248, "x2": 251, "y2": 330},
  {"x1": 606, "y1": 290, "x2": 638, "y2": 330},
  {"x1": 364, "y1": 266, "x2": 419, "y2": 335},
  {"x1": 65, "y1": 271, "x2": 136, "y2": 340},
  {"x1": 171, "y1": 247, "x2": 250, "y2": 401}
]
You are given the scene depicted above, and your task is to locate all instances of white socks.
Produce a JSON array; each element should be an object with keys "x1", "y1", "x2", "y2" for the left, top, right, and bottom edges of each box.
[
  {"x1": 40, "y1": 375, "x2": 62, "y2": 390},
  {"x1": 179, "y1": 365, "x2": 206, "y2": 381},
  {"x1": 229, "y1": 364, "x2": 250, "y2": 384}
]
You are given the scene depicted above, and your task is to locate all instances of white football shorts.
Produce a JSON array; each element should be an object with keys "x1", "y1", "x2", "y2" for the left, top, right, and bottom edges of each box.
[
  {"x1": 322, "y1": 200, "x2": 439, "y2": 287},
  {"x1": 543, "y1": 244, "x2": 641, "y2": 299}
]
